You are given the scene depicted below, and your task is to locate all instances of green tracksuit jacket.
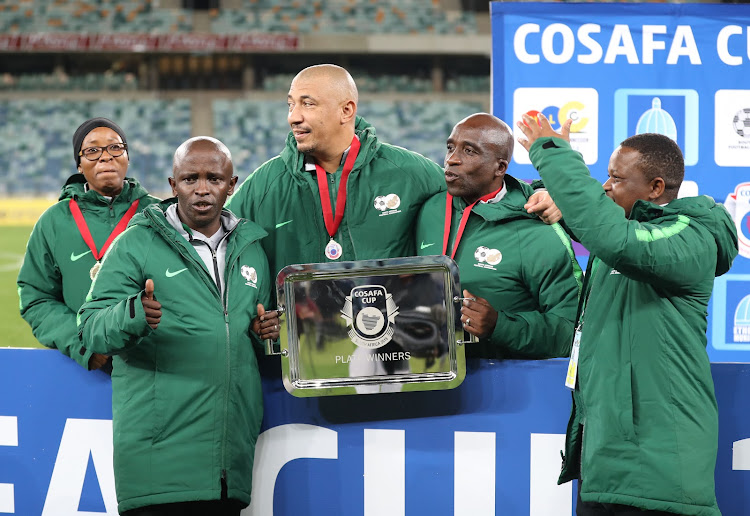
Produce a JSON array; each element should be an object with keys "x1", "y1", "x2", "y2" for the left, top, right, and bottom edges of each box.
[
  {"x1": 530, "y1": 137, "x2": 737, "y2": 516},
  {"x1": 415, "y1": 175, "x2": 581, "y2": 359},
  {"x1": 17, "y1": 175, "x2": 159, "y2": 368},
  {"x1": 226, "y1": 116, "x2": 445, "y2": 278},
  {"x1": 77, "y1": 200, "x2": 271, "y2": 512}
]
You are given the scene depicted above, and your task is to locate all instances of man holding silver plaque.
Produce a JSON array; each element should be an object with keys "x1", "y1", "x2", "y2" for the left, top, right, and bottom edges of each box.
[{"x1": 416, "y1": 113, "x2": 582, "y2": 359}]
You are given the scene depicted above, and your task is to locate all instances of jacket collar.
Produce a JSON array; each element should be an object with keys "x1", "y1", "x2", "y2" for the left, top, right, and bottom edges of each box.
[
  {"x1": 134, "y1": 198, "x2": 267, "y2": 248},
  {"x1": 58, "y1": 174, "x2": 148, "y2": 205},
  {"x1": 164, "y1": 202, "x2": 239, "y2": 242},
  {"x1": 281, "y1": 115, "x2": 380, "y2": 183},
  {"x1": 453, "y1": 175, "x2": 538, "y2": 223}
]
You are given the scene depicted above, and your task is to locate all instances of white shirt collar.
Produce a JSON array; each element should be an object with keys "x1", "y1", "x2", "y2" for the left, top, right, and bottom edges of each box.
[
  {"x1": 304, "y1": 140, "x2": 355, "y2": 172},
  {"x1": 480, "y1": 181, "x2": 507, "y2": 204}
]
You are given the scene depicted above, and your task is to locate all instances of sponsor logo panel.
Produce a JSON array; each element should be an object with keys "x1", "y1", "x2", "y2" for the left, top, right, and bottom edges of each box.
[{"x1": 513, "y1": 87, "x2": 599, "y2": 165}]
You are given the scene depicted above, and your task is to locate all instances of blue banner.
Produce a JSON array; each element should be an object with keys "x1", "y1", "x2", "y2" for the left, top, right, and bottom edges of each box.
[
  {"x1": 491, "y1": 2, "x2": 750, "y2": 362},
  {"x1": 1, "y1": 349, "x2": 749, "y2": 515}
]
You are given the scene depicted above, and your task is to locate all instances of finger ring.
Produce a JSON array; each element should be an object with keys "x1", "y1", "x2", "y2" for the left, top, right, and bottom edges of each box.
[
  {"x1": 275, "y1": 325, "x2": 278, "y2": 331},
  {"x1": 466, "y1": 318, "x2": 471, "y2": 326}
]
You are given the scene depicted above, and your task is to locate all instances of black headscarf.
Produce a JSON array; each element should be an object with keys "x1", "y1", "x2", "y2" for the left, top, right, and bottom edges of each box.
[{"x1": 72, "y1": 117, "x2": 128, "y2": 166}]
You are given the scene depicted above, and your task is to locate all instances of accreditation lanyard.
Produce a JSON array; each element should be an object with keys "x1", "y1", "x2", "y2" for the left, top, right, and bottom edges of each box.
[
  {"x1": 314, "y1": 135, "x2": 361, "y2": 242},
  {"x1": 69, "y1": 198, "x2": 140, "y2": 262},
  {"x1": 565, "y1": 257, "x2": 602, "y2": 389},
  {"x1": 442, "y1": 186, "x2": 503, "y2": 259}
]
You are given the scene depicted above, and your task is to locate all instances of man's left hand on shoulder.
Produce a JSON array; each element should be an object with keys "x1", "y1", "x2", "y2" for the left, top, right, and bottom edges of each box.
[{"x1": 525, "y1": 190, "x2": 561, "y2": 224}]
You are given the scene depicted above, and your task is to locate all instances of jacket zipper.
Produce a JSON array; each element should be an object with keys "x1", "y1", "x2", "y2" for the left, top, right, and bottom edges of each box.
[
  {"x1": 341, "y1": 168, "x2": 358, "y2": 258},
  {"x1": 210, "y1": 246, "x2": 221, "y2": 291},
  {"x1": 183, "y1": 229, "x2": 238, "y2": 492},
  {"x1": 220, "y1": 252, "x2": 233, "y2": 490},
  {"x1": 184, "y1": 235, "x2": 236, "y2": 492},
  {"x1": 148, "y1": 209, "x2": 256, "y2": 493},
  {"x1": 346, "y1": 222, "x2": 357, "y2": 258},
  {"x1": 190, "y1": 230, "x2": 236, "y2": 488}
]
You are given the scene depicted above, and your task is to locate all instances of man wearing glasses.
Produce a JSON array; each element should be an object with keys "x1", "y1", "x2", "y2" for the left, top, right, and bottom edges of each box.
[{"x1": 18, "y1": 117, "x2": 160, "y2": 371}]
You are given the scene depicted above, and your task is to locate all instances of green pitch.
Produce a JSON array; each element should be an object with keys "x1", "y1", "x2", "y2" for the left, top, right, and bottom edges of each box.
[{"x1": 0, "y1": 225, "x2": 44, "y2": 349}]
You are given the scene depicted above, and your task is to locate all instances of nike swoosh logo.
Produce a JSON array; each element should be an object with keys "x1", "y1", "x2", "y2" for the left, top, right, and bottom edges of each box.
[
  {"x1": 420, "y1": 242, "x2": 435, "y2": 250},
  {"x1": 275, "y1": 220, "x2": 293, "y2": 229},
  {"x1": 70, "y1": 250, "x2": 92, "y2": 262},
  {"x1": 165, "y1": 268, "x2": 188, "y2": 278}
]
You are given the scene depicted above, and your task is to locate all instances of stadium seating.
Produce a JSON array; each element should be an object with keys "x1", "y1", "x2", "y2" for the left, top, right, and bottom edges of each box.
[
  {"x1": 0, "y1": 72, "x2": 487, "y2": 95},
  {"x1": 0, "y1": 72, "x2": 138, "y2": 92},
  {"x1": 0, "y1": 70, "x2": 486, "y2": 95},
  {"x1": 0, "y1": 99, "x2": 190, "y2": 195},
  {"x1": 212, "y1": 98, "x2": 484, "y2": 180},
  {"x1": 261, "y1": 71, "x2": 435, "y2": 94},
  {"x1": 210, "y1": 1, "x2": 476, "y2": 35},
  {"x1": 445, "y1": 75, "x2": 490, "y2": 93},
  {"x1": 1, "y1": 0, "x2": 473, "y2": 35},
  {"x1": 0, "y1": 0, "x2": 192, "y2": 33},
  {"x1": 0, "y1": 97, "x2": 484, "y2": 195}
]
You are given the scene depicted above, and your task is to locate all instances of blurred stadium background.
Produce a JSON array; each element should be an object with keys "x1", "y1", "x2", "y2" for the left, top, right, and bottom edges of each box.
[{"x1": 0, "y1": 0, "x2": 743, "y2": 349}]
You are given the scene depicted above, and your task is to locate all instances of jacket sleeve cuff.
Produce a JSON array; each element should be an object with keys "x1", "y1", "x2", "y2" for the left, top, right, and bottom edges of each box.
[
  {"x1": 83, "y1": 292, "x2": 152, "y2": 356},
  {"x1": 123, "y1": 291, "x2": 153, "y2": 339},
  {"x1": 488, "y1": 310, "x2": 510, "y2": 349},
  {"x1": 74, "y1": 344, "x2": 95, "y2": 370},
  {"x1": 530, "y1": 179, "x2": 545, "y2": 191},
  {"x1": 529, "y1": 136, "x2": 572, "y2": 164}
]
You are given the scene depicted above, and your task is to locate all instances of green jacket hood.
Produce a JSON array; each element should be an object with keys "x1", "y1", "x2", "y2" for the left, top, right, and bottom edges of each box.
[
  {"x1": 631, "y1": 195, "x2": 738, "y2": 276},
  {"x1": 280, "y1": 115, "x2": 381, "y2": 184},
  {"x1": 58, "y1": 174, "x2": 152, "y2": 204},
  {"x1": 131, "y1": 198, "x2": 268, "y2": 244}
]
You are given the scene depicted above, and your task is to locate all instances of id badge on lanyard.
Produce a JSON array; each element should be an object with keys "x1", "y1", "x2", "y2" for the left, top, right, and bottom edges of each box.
[
  {"x1": 565, "y1": 258, "x2": 600, "y2": 390},
  {"x1": 565, "y1": 328, "x2": 582, "y2": 389}
]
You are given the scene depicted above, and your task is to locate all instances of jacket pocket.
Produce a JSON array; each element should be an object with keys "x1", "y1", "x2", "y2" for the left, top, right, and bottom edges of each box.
[{"x1": 617, "y1": 362, "x2": 638, "y2": 443}]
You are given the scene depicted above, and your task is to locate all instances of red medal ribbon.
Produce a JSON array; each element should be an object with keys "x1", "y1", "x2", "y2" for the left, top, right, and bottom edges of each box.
[
  {"x1": 442, "y1": 186, "x2": 504, "y2": 259},
  {"x1": 69, "y1": 198, "x2": 140, "y2": 261},
  {"x1": 315, "y1": 135, "x2": 361, "y2": 238}
]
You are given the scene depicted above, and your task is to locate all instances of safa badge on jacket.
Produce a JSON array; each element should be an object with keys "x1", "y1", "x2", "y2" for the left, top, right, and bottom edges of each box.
[{"x1": 341, "y1": 285, "x2": 400, "y2": 349}]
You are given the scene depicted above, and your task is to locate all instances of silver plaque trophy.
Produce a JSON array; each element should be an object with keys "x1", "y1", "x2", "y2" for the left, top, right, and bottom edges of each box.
[{"x1": 267, "y1": 255, "x2": 474, "y2": 397}]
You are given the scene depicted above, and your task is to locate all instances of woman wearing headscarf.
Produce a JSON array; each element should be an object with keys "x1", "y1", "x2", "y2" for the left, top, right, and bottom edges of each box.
[{"x1": 17, "y1": 118, "x2": 160, "y2": 370}]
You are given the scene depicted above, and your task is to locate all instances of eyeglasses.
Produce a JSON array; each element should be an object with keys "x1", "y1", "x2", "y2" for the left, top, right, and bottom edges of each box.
[{"x1": 79, "y1": 143, "x2": 128, "y2": 161}]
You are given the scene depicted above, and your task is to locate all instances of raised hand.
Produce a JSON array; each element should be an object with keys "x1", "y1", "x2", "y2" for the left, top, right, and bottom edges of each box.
[
  {"x1": 141, "y1": 278, "x2": 162, "y2": 330},
  {"x1": 516, "y1": 112, "x2": 572, "y2": 152}
]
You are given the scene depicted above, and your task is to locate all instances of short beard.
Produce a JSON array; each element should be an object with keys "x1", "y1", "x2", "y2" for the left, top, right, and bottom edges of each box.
[{"x1": 298, "y1": 143, "x2": 314, "y2": 155}]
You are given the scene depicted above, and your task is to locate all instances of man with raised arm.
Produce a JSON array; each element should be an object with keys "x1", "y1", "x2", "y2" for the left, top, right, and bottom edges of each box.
[{"x1": 517, "y1": 115, "x2": 736, "y2": 516}]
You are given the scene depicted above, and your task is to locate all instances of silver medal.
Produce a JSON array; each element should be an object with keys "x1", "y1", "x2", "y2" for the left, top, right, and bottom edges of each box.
[{"x1": 325, "y1": 239, "x2": 343, "y2": 260}]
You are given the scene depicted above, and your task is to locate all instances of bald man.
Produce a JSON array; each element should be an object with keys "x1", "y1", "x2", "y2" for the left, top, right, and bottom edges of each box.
[
  {"x1": 416, "y1": 113, "x2": 581, "y2": 359},
  {"x1": 226, "y1": 64, "x2": 445, "y2": 278},
  {"x1": 78, "y1": 136, "x2": 279, "y2": 515}
]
